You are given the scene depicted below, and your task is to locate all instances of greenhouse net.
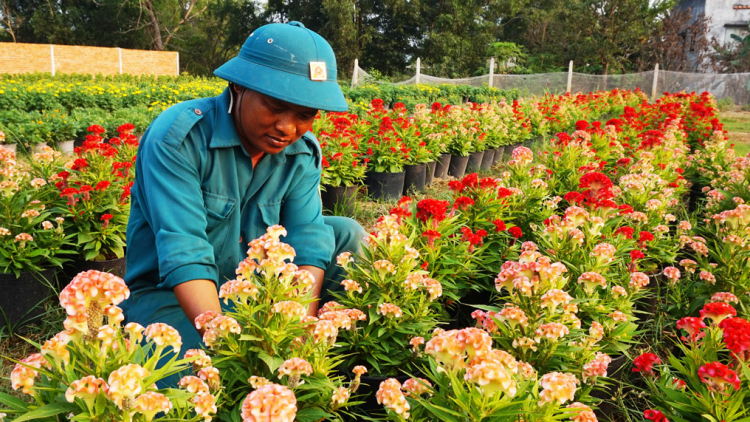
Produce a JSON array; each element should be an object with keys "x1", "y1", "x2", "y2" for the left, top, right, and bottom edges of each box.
[{"x1": 352, "y1": 63, "x2": 750, "y2": 105}]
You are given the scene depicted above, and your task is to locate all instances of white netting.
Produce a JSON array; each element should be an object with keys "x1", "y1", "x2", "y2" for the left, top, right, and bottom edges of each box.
[{"x1": 351, "y1": 64, "x2": 750, "y2": 104}]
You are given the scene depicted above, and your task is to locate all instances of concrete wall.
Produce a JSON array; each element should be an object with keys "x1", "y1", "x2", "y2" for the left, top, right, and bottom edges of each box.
[
  {"x1": 0, "y1": 43, "x2": 179, "y2": 76},
  {"x1": 705, "y1": 0, "x2": 750, "y2": 44}
]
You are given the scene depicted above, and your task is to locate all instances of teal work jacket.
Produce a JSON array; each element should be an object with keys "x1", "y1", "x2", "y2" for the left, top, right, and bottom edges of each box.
[{"x1": 122, "y1": 88, "x2": 334, "y2": 323}]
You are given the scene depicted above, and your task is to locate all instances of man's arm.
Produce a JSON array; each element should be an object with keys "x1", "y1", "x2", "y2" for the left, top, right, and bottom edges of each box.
[
  {"x1": 299, "y1": 265, "x2": 325, "y2": 316},
  {"x1": 174, "y1": 279, "x2": 222, "y2": 335}
]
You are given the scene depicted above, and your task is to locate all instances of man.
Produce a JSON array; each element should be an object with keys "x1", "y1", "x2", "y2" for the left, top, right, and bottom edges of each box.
[{"x1": 121, "y1": 21, "x2": 365, "y2": 356}]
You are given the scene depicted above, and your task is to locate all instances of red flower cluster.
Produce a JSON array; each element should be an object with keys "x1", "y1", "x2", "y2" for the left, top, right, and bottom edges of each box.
[
  {"x1": 614, "y1": 226, "x2": 635, "y2": 239},
  {"x1": 675, "y1": 317, "x2": 706, "y2": 343},
  {"x1": 493, "y1": 219, "x2": 507, "y2": 232},
  {"x1": 719, "y1": 317, "x2": 750, "y2": 361},
  {"x1": 508, "y1": 226, "x2": 523, "y2": 239},
  {"x1": 453, "y1": 196, "x2": 475, "y2": 210},
  {"x1": 633, "y1": 352, "x2": 660, "y2": 376},
  {"x1": 700, "y1": 302, "x2": 737, "y2": 325},
  {"x1": 416, "y1": 199, "x2": 450, "y2": 224},
  {"x1": 698, "y1": 361, "x2": 740, "y2": 391},
  {"x1": 644, "y1": 409, "x2": 669, "y2": 422}
]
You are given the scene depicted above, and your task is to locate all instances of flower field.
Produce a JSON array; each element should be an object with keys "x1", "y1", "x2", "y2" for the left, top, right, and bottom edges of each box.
[{"x1": 3, "y1": 87, "x2": 750, "y2": 422}]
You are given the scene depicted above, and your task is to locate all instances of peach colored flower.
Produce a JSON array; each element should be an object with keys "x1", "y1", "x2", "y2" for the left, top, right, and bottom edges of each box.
[
  {"x1": 341, "y1": 279, "x2": 363, "y2": 293},
  {"x1": 248, "y1": 376, "x2": 272, "y2": 389},
  {"x1": 611, "y1": 286, "x2": 627, "y2": 297},
  {"x1": 456, "y1": 327, "x2": 493, "y2": 358},
  {"x1": 590, "y1": 243, "x2": 616, "y2": 263},
  {"x1": 41, "y1": 330, "x2": 72, "y2": 367},
  {"x1": 185, "y1": 349, "x2": 212, "y2": 372},
  {"x1": 65, "y1": 376, "x2": 109, "y2": 406},
  {"x1": 377, "y1": 303, "x2": 403, "y2": 319},
  {"x1": 376, "y1": 378, "x2": 410, "y2": 418},
  {"x1": 208, "y1": 315, "x2": 242, "y2": 337},
  {"x1": 240, "y1": 383, "x2": 297, "y2": 422},
  {"x1": 336, "y1": 252, "x2": 353, "y2": 267},
  {"x1": 107, "y1": 364, "x2": 150, "y2": 409},
  {"x1": 198, "y1": 366, "x2": 221, "y2": 391},
  {"x1": 711, "y1": 292, "x2": 739, "y2": 304},
  {"x1": 373, "y1": 260, "x2": 396, "y2": 277},
  {"x1": 535, "y1": 323, "x2": 569, "y2": 342},
  {"x1": 313, "y1": 320, "x2": 338, "y2": 344},
  {"x1": 421, "y1": 277, "x2": 443, "y2": 300},
  {"x1": 402, "y1": 378, "x2": 432, "y2": 397},
  {"x1": 192, "y1": 392, "x2": 218, "y2": 422},
  {"x1": 589, "y1": 322, "x2": 604, "y2": 342},
  {"x1": 97, "y1": 324, "x2": 118, "y2": 352},
  {"x1": 498, "y1": 306, "x2": 528, "y2": 328},
  {"x1": 104, "y1": 305, "x2": 124, "y2": 327},
  {"x1": 577, "y1": 272, "x2": 607, "y2": 293},
  {"x1": 540, "y1": 289, "x2": 573, "y2": 310},
  {"x1": 11, "y1": 353, "x2": 49, "y2": 394},
  {"x1": 353, "y1": 365, "x2": 368, "y2": 377},
  {"x1": 609, "y1": 311, "x2": 628, "y2": 323},
  {"x1": 220, "y1": 278, "x2": 259, "y2": 304},
  {"x1": 179, "y1": 375, "x2": 210, "y2": 395},
  {"x1": 629, "y1": 272, "x2": 650, "y2": 290},
  {"x1": 318, "y1": 301, "x2": 343, "y2": 316},
  {"x1": 134, "y1": 391, "x2": 172, "y2": 421},
  {"x1": 567, "y1": 402, "x2": 598, "y2": 422},
  {"x1": 539, "y1": 372, "x2": 579, "y2": 405},
  {"x1": 272, "y1": 301, "x2": 306, "y2": 319},
  {"x1": 512, "y1": 336, "x2": 538, "y2": 352},
  {"x1": 465, "y1": 356, "x2": 517, "y2": 396},
  {"x1": 278, "y1": 358, "x2": 314, "y2": 378},
  {"x1": 319, "y1": 310, "x2": 352, "y2": 330},
  {"x1": 582, "y1": 353, "x2": 611, "y2": 384},
  {"x1": 144, "y1": 323, "x2": 182, "y2": 354},
  {"x1": 410, "y1": 336, "x2": 425, "y2": 350},
  {"x1": 331, "y1": 386, "x2": 350, "y2": 405},
  {"x1": 194, "y1": 311, "x2": 220, "y2": 330}
]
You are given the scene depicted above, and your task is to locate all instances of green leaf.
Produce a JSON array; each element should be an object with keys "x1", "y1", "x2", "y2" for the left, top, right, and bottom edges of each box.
[
  {"x1": 13, "y1": 402, "x2": 78, "y2": 422},
  {"x1": 0, "y1": 391, "x2": 30, "y2": 411},
  {"x1": 295, "y1": 407, "x2": 331, "y2": 422}
]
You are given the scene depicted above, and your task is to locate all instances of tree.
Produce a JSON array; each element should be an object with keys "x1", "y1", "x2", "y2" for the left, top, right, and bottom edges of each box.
[{"x1": 636, "y1": 7, "x2": 711, "y2": 72}]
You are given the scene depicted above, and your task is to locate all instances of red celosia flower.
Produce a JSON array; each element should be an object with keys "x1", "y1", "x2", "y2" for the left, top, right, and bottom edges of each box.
[
  {"x1": 72, "y1": 158, "x2": 89, "y2": 171},
  {"x1": 698, "y1": 361, "x2": 740, "y2": 391},
  {"x1": 453, "y1": 196, "x2": 475, "y2": 210},
  {"x1": 422, "y1": 230, "x2": 441, "y2": 247},
  {"x1": 321, "y1": 156, "x2": 330, "y2": 168},
  {"x1": 614, "y1": 226, "x2": 635, "y2": 239},
  {"x1": 639, "y1": 231, "x2": 655, "y2": 243},
  {"x1": 87, "y1": 124, "x2": 106, "y2": 134},
  {"x1": 700, "y1": 302, "x2": 737, "y2": 325},
  {"x1": 719, "y1": 317, "x2": 750, "y2": 360},
  {"x1": 497, "y1": 187, "x2": 514, "y2": 198},
  {"x1": 58, "y1": 171, "x2": 71, "y2": 180},
  {"x1": 448, "y1": 180, "x2": 464, "y2": 193},
  {"x1": 579, "y1": 172, "x2": 613, "y2": 192},
  {"x1": 675, "y1": 317, "x2": 706, "y2": 343},
  {"x1": 508, "y1": 226, "x2": 523, "y2": 239},
  {"x1": 101, "y1": 214, "x2": 113, "y2": 221},
  {"x1": 96, "y1": 181, "x2": 111, "y2": 191},
  {"x1": 633, "y1": 353, "x2": 660, "y2": 376},
  {"x1": 479, "y1": 177, "x2": 497, "y2": 189},
  {"x1": 630, "y1": 250, "x2": 645, "y2": 261},
  {"x1": 416, "y1": 199, "x2": 450, "y2": 224},
  {"x1": 493, "y1": 220, "x2": 506, "y2": 232},
  {"x1": 564, "y1": 191, "x2": 584, "y2": 205},
  {"x1": 461, "y1": 173, "x2": 478, "y2": 188},
  {"x1": 117, "y1": 123, "x2": 135, "y2": 135},
  {"x1": 389, "y1": 207, "x2": 411, "y2": 220},
  {"x1": 644, "y1": 409, "x2": 669, "y2": 422},
  {"x1": 60, "y1": 187, "x2": 79, "y2": 197},
  {"x1": 575, "y1": 120, "x2": 590, "y2": 131}
]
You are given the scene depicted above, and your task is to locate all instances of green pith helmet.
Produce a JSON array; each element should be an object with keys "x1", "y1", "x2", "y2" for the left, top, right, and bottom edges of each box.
[{"x1": 214, "y1": 21, "x2": 348, "y2": 112}]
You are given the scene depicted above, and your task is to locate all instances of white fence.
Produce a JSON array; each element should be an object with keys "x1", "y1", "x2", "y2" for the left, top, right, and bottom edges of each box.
[{"x1": 351, "y1": 59, "x2": 750, "y2": 105}]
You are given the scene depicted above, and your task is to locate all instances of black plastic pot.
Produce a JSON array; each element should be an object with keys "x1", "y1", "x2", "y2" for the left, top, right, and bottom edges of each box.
[
  {"x1": 592, "y1": 355, "x2": 629, "y2": 419},
  {"x1": 448, "y1": 154, "x2": 469, "y2": 179},
  {"x1": 321, "y1": 184, "x2": 358, "y2": 216},
  {"x1": 492, "y1": 146, "x2": 505, "y2": 165},
  {"x1": 366, "y1": 171, "x2": 405, "y2": 201},
  {"x1": 466, "y1": 151, "x2": 484, "y2": 172},
  {"x1": 524, "y1": 138, "x2": 535, "y2": 148},
  {"x1": 0, "y1": 268, "x2": 56, "y2": 329},
  {"x1": 425, "y1": 161, "x2": 437, "y2": 186},
  {"x1": 403, "y1": 164, "x2": 427, "y2": 195},
  {"x1": 480, "y1": 149, "x2": 495, "y2": 170},
  {"x1": 434, "y1": 153, "x2": 451, "y2": 179},
  {"x1": 62, "y1": 254, "x2": 127, "y2": 290}
]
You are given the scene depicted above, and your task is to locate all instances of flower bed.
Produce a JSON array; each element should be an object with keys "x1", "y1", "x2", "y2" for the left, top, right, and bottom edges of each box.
[{"x1": 2, "y1": 88, "x2": 749, "y2": 421}]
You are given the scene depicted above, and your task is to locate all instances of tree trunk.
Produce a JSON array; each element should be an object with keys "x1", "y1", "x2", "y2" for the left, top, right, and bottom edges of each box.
[{"x1": 143, "y1": 0, "x2": 165, "y2": 51}]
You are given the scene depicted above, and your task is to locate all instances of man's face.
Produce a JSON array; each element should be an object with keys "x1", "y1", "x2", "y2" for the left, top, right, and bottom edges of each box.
[{"x1": 231, "y1": 85, "x2": 319, "y2": 157}]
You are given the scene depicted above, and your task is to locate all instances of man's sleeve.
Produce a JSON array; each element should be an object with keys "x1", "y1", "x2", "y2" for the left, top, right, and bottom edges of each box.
[
  {"x1": 137, "y1": 119, "x2": 218, "y2": 289},
  {"x1": 280, "y1": 153, "x2": 335, "y2": 270}
]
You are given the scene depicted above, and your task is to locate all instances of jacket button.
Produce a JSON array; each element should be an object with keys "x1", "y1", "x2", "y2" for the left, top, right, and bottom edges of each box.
[{"x1": 194, "y1": 109, "x2": 202, "y2": 115}]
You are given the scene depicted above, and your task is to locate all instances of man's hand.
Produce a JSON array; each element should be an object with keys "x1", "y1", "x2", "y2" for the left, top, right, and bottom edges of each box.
[
  {"x1": 299, "y1": 265, "x2": 325, "y2": 317},
  {"x1": 174, "y1": 279, "x2": 222, "y2": 335}
]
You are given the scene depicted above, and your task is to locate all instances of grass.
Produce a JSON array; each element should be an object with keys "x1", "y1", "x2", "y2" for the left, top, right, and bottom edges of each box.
[{"x1": 720, "y1": 111, "x2": 750, "y2": 157}]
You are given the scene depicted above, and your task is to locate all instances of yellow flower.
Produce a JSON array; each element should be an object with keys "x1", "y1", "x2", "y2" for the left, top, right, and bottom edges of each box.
[
  {"x1": 65, "y1": 376, "x2": 109, "y2": 407},
  {"x1": 241, "y1": 384, "x2": 297, "y2": 422},
  {"x1": 538, "y1": 372, "x2": 579, "y2": 405},
  {"x1": 143, "y1": 323, "x2": 182, "y2": 354},
  {"x1": 134, "y1": 391, "x2": 172, "y2": 422},
  {"x1": 107, "y1": 364, "x2": 150, "y2": 409}
]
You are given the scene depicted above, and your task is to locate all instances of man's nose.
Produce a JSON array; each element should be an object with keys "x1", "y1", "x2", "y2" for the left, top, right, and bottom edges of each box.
[{"x1": 275, "y1": 114, "x2": 297, "y2": 138}]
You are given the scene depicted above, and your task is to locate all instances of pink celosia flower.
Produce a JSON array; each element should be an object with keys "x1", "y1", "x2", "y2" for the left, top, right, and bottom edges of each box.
[
  {"x1": 376, "y1": 378, "x2": 410, "y2": 418},
  {"x1": 538, "y1": 372, "x2": 578, "y2": 405},
  {"x1": 241, "y1": 383, "x2": 297, "y2": 422}
]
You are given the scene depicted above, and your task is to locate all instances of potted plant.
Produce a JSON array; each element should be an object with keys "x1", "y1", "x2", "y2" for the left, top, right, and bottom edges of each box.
[
  {"x1": 328, "y1": 214, "x2": 440, "y2": 412},
  {"x1": 0, "y1": 146, "x2": 73, "y2": 328},
  {"x1": 391, "y1": 105, "x2": 431, "y2": 194},
  {"x1": 0, "y1": 270, "x2": 218, "y2": 422},
  {"x1": 54, "y1": 125, "x2": 134, "y2": 278},
  {"x1": 195, "y1": 225, "x2": 355, "y2": 421},
  {"x1": 363, "y1": 110, "x2": 409, "y2": 201},
  {"x1": 317, "y1": 113, "x2": 367, "y2": 215}
]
